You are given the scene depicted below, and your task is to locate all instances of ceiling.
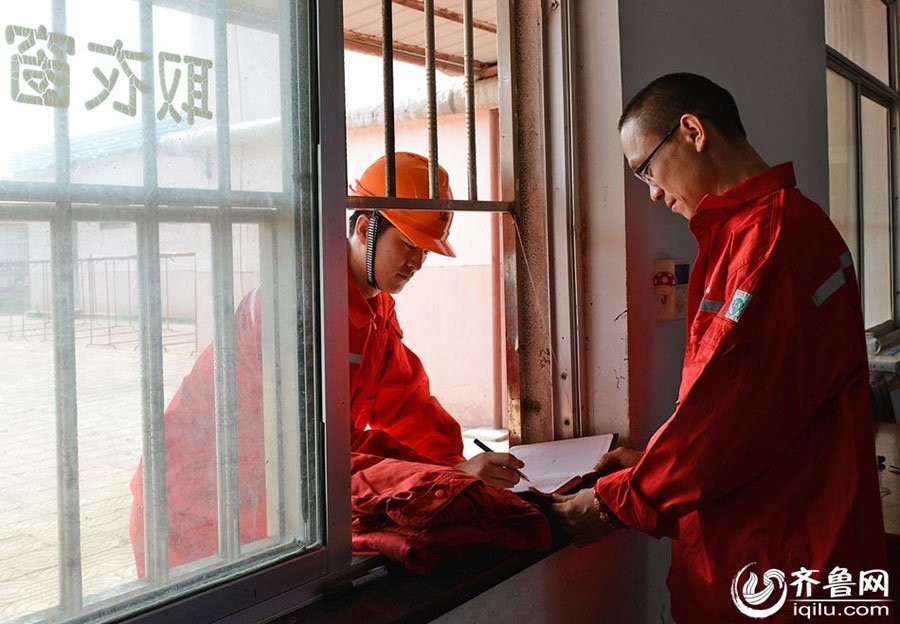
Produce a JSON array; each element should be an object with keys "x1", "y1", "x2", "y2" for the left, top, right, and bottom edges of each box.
[{"x1": 343, "y1": 0, "x2": 499, "y2": 78}]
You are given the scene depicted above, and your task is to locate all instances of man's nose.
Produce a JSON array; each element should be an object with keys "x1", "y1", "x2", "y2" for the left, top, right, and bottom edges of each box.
[
  {"x1": 408, "y1": 247, "x2": 426, "y2": 270},
  {"x1": 649, "y1": 184, "x2": 664, "y2": 203}
]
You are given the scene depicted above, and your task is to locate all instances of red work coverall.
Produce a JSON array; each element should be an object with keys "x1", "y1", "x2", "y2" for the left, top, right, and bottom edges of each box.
[
  {"x1": 351, "y1": 453, "x2": 550, "y2": 574},
  {"x1": 130, "y1": 269, "x2": 465, "y2": 575},
  {"x1": 594, "y1": 164, "x2": 888, "y2": 623}
]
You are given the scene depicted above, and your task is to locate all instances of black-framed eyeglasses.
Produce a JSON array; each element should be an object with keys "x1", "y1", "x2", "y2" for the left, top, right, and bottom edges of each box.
[{"x1": 633, "y1": 120, "x2": 681, "y2": 184}]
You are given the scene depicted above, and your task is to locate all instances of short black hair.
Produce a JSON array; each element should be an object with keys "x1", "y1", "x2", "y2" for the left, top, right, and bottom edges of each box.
[
  {"x1": 347, "y1": 210, "x2": 393, "y2": 239},
  {"x1": 619, "y1": 73, "x2": 746, "y2": 141}
]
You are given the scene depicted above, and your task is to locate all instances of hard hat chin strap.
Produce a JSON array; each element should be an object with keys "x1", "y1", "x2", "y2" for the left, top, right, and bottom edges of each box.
[{"x1": 365, "y1": 212, "x2": 381, "y2": 290}]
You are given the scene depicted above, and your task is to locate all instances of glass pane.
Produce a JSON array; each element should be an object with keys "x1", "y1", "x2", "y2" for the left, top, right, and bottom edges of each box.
[
  {"x1": 824, "y1": 0, "x2": 890, "y2": 84},
  {"x1": 860, "y1": 96, "x2": 892, "y2": 328},
  {"x1": 68, "y1": 0, "x2": 144, "y2": 187},
  {"x1": 0, "y1": 222, "x2": 59, "y2": 620},
  {"x1": 0, "y1": 2, "x2": 55, "y2": 184},
  {"x1": 228, "y1": 27, "x2": 284, "y2": 193},
  {"x1": 826, "y1": 69, "x2": 859, "y2": 271},
  {"x1": 154, "y1": 6, "x2": 219, "y2": 190},
  {"x1": 74, "y1": 223, "x2": 142, "y2": 603},
  {"x1": 0, "y1": 0, "x2": 317, "y2": 620},
  {"x1": 137, "y1": 222, "x2": 218, "y2": 574}
]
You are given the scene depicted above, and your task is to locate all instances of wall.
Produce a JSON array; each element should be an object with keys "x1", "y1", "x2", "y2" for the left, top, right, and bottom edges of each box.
[
  {"x1": 618, "y1": 0, "x2": 829, "y2": 448},
  {"x1": 445, "y1": 1, "x2": 828, "y2": 622}
]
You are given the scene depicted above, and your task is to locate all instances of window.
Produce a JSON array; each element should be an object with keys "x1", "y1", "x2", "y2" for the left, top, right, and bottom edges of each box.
[
  {"x1": 341, "y1": 0, "x2": 521, "y2": 449},
  {"x1": 0, "y1": 0, "x2": 345, "y2": 621},
  {"x1": 825, "y1": 0, "x2": 898, "y2": 331},
  {"x1": 1, "y1": 0, "x2": 548, "y2": 620}
]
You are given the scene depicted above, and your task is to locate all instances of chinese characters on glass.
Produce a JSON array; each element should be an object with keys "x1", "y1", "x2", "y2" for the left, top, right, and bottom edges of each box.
[{"x1": 5, "y1": 23, "x2": 213, "y2": 123}]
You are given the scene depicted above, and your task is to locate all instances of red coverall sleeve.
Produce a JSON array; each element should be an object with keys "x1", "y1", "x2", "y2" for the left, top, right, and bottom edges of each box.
[
  {"x1": 360, "y1": 309, "x2": 465, "y2": 466},
  {"x1": 595, "y1": 259, "x2": 859, "y2": 538}
]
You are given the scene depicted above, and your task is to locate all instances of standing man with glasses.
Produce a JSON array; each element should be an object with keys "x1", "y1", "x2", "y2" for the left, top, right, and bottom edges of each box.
[{"x1": 553, "y1": 73, "x2": 888, "y2": 623}]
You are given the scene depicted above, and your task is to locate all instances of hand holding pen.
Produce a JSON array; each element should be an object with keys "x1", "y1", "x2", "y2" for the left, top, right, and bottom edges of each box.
[
  {"x1": 473, "y1": 438, "x2": 531, "y2": 484},
  {"x1": 455, "y1": 438, "x2": 531, "y2": 489}
]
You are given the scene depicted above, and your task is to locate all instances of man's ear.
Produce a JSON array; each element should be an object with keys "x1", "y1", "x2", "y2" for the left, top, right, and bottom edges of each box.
[
  {"x1": 354, "y1": 214, "x2": 370, "y2": 244},
  {"x1": 681, "y1": 113, "x2": 707, "y2": 153}
]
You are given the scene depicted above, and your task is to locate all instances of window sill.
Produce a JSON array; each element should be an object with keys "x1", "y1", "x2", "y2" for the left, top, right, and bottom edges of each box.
[
  {"x1": 270, "y1": 550, "x2": 554, "y2": 624},
  {"x1": 271, "y1": 506, "x2": 569, "y2": 624}
]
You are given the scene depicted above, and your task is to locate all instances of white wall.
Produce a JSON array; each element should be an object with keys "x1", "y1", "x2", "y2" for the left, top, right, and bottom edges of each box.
[
  {"x1": 446, "y1": 1, "x2": 828, "y2": 622},
  {"x1": 618, "y1": 0, "x2": 829, "y2": 447}
]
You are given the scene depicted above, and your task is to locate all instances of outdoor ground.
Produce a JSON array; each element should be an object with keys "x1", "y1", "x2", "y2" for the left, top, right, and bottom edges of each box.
[{"x1": 0, "y1": 318, "x2": 197, "y2": 621}]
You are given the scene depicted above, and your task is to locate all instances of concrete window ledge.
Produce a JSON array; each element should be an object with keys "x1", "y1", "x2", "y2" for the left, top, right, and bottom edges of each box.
[{"x1": 269, "y1": 545, "x2": 562, "y2": 624}]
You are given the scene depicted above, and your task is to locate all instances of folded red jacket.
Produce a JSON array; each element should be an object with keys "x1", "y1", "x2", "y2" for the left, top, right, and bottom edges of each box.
[{"x1": 351, "y1": 453, "x2": 551, "y2": 574}]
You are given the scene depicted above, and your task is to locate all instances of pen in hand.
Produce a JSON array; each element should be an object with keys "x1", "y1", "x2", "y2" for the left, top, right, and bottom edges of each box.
[{"x1": 473, "y1": 438, "x2": 531, "y2": 483}]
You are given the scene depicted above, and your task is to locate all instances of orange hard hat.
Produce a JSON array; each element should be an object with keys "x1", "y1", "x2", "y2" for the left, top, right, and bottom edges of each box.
[{"x1": 349, "y1": 152, "x2": 456, "y2": 257}]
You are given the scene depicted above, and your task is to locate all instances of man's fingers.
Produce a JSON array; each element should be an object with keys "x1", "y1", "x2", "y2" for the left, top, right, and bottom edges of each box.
[
  {"x1": 481, "y1": 464, "x2": 519, "y2": 488},
  {"x1": 594, "y1": 450, "x2": 620, "y2": 472},
  {"x1": 485, "y1": 452, "x2": 524, "y2": 469},
  {"x1": 594, "y1": 447, "x2": 643, "y2": 472}
]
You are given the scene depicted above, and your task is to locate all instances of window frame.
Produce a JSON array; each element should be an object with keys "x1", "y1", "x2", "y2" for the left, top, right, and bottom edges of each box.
[{"x1": 826, "y1": 0, "x2": 900, "y2": 335}]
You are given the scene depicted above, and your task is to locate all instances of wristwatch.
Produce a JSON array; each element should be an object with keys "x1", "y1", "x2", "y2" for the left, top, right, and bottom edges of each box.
[{"x1": 592, "y1": 492, "x2": 623, "y2": 528}]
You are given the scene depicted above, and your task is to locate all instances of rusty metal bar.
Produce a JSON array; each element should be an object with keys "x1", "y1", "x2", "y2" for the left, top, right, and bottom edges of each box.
[
  {"x1": 423, "y1": 0, "x2": 439, "y2": 196},
  {"x1": 463, "y1": 0, "x2": 477, "y2": 200},
  {"x1": 383, "y1": 0, "x2": 396, "y2": 197},
  {"x1": 347, "y1": 196, "x2": 512, "y2": 213}
]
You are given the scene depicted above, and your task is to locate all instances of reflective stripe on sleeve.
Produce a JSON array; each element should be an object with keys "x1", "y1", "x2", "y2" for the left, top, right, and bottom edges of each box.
[
  {"x1": 698, "y1": 298, "x2": 724, "y2": 314},
  {"x1": 813, "y1": 253, "x2": 853, "y2": 308},
  {"x1": 840, "y1": 250, "x2": 853, "y2": 270}
]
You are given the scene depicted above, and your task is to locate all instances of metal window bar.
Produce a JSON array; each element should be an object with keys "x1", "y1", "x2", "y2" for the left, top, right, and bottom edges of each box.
[
  {"x1": 136, "y1": 0, "x2": 170, "y2": 587},
  {"x1": 363, "y1": 1, "x2": 520, "y2": 449},
  {"x1": 0, "y1": 181, "x2": 286, "y2": 207},
  {"x1": 212, "y1": 0, "x2": 242, "y2": 563},
  {"x1": 365, "y1": 1, "x2": 505, "y2": 209},
  {"x1": 383, "y1": 0, "x2": 396, "y2": 197},
  {"x1": 424, "y1": 0, "x2": 439, "y2": 197},
  {"x1": 463, "y1": 0, "x2": 477, "y2": 200},
  {"x1": 49, "y1": 0, "x2": 84, "y2": 615}
]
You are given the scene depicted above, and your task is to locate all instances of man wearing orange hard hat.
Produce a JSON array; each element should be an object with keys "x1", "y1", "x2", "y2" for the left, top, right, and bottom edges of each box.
[
  {"x1": 128, "y1": 152, "x2": 528, "y2": 577},
  {"x1": 345, "y1": 152, "x2": 524, "y2": 484}
]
